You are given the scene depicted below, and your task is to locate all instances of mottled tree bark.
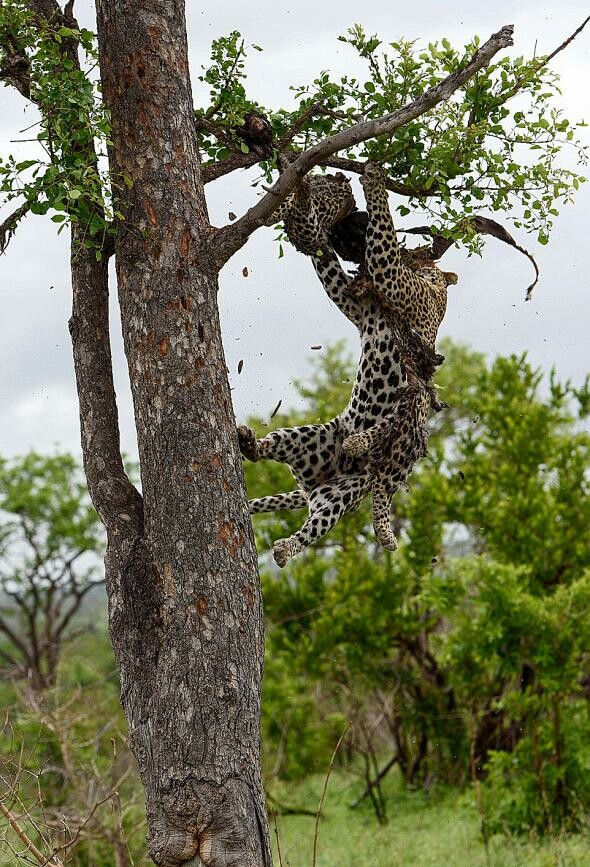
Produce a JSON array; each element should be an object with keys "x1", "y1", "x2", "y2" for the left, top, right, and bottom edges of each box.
[{"x1": 90, "y1": 2, "x2": 269, "y2": 865}]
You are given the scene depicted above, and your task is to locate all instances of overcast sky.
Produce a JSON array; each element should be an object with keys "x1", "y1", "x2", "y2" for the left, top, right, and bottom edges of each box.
[{"x1": 0, "y1": 0, "x2": 589, "y2": 461}]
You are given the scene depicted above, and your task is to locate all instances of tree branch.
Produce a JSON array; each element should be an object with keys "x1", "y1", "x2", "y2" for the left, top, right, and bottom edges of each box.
[
  {"x1": 0, "y1": 202, "x2": 31, "y2": 254},
  {"x1": 0, "y1": 613, "x2": 31, "y2": 664},
  {"x1": 68, "y1": 230, "x2": 143, "y2": 533},
  {"x1": 200, "y1": 151, "x2": 260, "y2": 184},
  {"x1": 2, "y1": 0, "x2": 143, "y2": 533},
  {"x1": 0, "y1": 34, "x2": 31, "y2": 99},
  {"x1": 0, "y1": 800, "x2": 63, "y2": 867},
  {"x1": 211, "y1": 24, "x2": 514, "y2": 267},
  {"x1": 320, "y1": 156, "x2": 428, "y2": 196},
  {"x1": 507, "y1": 15, "x2": 590, "y2": 99}
]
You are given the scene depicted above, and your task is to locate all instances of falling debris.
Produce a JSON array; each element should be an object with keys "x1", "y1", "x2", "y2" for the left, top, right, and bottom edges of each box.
[
  {"x1": 228, "y1": 212, "x2": 237, "y2": 221},
  {"x1": 242, "y1": 266, "x2": 249, "y2": 277},
  {"x1": 310, "y1": 345, "x2": 322, "y2": 350},
  {"x1": 270, "y1": 400, "x2": 282, "y2": 419},
  {"x1": 237, "y1": 359, "x2": 244, "y2": 374}
]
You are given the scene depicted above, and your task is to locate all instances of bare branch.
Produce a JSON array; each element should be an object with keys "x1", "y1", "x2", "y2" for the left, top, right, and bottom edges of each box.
[
  {"x1": 0, "y1": 799, "x2": 63, "y2": 867},
  {"x1": 0, "y1": 614, "x2": 31, "y2": 664},
  {"x1": 201, "y1": 151, "x2": 260, "y2": 184},
  {"x1": 0, "y1": 203, "x2": 31, "y2": 254},
  {"x1": 211, "y1": 24, "x2": 515, "y2": 266},
  {"x1": 507, "y1": 15, "x2": 590, "y2": 99},
  {"x1": 321, "y1": 156, "x2": 427, "y2": 197}
]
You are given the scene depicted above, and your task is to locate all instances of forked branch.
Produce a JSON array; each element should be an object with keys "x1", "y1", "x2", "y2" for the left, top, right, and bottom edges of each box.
[{"x1": 211, "y1": 24, "x2": 515, "y2": 267}]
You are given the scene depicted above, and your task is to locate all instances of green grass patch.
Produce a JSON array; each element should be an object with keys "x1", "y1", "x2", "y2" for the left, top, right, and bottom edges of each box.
[{"x1": 269, "y1": 769, "x2": 590, "y2": 867}]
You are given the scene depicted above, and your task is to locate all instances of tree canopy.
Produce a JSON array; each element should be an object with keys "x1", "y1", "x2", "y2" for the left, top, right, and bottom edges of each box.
[{"x1": 1, "y1": 10, "x2": 588, "y2": 258}]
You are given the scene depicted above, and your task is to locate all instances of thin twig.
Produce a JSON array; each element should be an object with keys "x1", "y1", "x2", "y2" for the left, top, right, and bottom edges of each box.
[
  {"x1": 0, "y1": 202, "x2": 31, "y2": 254},
  {"x1": 0, "y1": 800, "x2": 63, "y2": 867},
  {"x1": 312, "y1": 723, "x2": 350, "y2": 867},
  {"x1": 270, "y1": 808, "x2": 284, "y2": 867},
  {"x1": 507, "y1": 15, "x2": 590, "y2": 99}
]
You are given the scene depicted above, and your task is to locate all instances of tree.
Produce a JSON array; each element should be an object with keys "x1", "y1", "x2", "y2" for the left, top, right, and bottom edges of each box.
[
  {"x1": 0, "y1": 3, "x2": 588, "y2": 863},
  {"x1": 0, "y1": 452, "x2": 104, "y2": 694},
  {"x1": 255, "y1": 343, "x2": 590, "y2": 832}
]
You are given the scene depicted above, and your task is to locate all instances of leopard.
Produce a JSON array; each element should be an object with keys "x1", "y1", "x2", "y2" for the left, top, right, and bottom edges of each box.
[
  {"x1": 238, "y1": 245, "x2": 400, "y2": 567},
  {"x1": 351, "y1": 161, "x2": 458, "y2": 349},
  {"x1": 241, "y1": 162, "x2": 450, "y2": 567},
  {"x1": 238, "y1": 240, "x2": 442, "y2": 567},
  {"x1": 264, "y1": 172, "x2": 355, "y2": 256}
]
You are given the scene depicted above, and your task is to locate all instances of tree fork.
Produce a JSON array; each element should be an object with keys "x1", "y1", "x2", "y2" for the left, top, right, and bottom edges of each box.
[{"x1": 93, "y1": 2, "x2": 269, "y2": 865}]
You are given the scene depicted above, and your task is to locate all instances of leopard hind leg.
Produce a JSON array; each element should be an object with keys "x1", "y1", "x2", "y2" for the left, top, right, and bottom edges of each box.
[
  {"x1": 249, "y1": 489, "x2": 308, "y2": 514},
  {"x1": 372, "y1": 479, "x2": 398, "y2": 551}
]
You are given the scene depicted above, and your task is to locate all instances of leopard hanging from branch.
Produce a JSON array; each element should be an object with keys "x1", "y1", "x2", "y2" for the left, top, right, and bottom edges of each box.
[
  {"x1": 240, "y1": 164, "x2": 447, "y2": 566},
  {"x1": 268, "y1": 163, "x2": 458, "y2": 348},
  {"x1": 264, "y1": 171, "x2": 355, "y2": 255}
]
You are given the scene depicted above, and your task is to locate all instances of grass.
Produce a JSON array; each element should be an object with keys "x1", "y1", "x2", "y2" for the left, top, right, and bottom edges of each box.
[{"x1": 269, "y1": 769, "x2": 590, "y2": 867}]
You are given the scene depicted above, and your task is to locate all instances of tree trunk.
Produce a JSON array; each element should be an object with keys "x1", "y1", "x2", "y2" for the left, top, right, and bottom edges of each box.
[{"x1": 79, "y1": 3, "x2": 270, "y2": 864}]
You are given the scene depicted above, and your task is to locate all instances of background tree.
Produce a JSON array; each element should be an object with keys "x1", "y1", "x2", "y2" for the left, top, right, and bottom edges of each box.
[
  {"x1": 253, "y1": 341, "x2": 590, "y2": 833},
  {"x1": 0, "y1": 452, "x2": 103, "y2": 695},
  {"x1": 0, "y1": 3, "x2": 588, "y2": 864}
]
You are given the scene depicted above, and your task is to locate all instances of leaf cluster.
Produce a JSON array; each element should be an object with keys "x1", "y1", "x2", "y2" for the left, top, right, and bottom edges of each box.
[
  {"x1": 195, "y1": 25, "x2": 588, "y2": 250},
  {"x1": 0, "y1": 1, "x2": 115, "y2": 250}
]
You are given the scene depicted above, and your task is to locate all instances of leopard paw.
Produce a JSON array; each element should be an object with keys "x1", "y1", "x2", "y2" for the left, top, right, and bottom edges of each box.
[
  {"x1": 237, "y1": 426, "x2": 260, "y2": 462},
  {"x1": 342, "y1": 433, "x2": 369, "y2": 457},
  {"x1": 360, "y1": 161, "x2": 386, "y2": 189},
  {"x1": 273, "y1": 537, "x2": 302, "y2": 568},
  {"x1": 376, "y1": 527, "x2": 398, "y2": 552}
]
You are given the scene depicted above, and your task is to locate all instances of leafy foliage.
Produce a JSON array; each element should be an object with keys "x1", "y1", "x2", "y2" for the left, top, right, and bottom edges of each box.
[
  {"x1": 247, "y1": 341, "x2": 590, "y2": 832},
  {"x1": 1, "y1": 12, "x2": 587, "y2": 253},
  {"x1": 195, "y1": 26, "x2": 587, "y2": 249},
  {"x1": 0, "y1": 1, "x2": 115, "y2": 248}
]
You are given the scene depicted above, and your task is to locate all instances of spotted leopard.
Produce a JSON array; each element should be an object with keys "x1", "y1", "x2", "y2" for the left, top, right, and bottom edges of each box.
[
  {"x1": 242, "y1": 163, "x2": 450, "y2": 566},
  {"x1": 348, "y1": 162, "x2": 458, "y2": 348},
  {"x1": 239, "y1": 251, "x2": 399, "y2": 565},
  {"x1": 239, "y1": 236, "x2": 442, "y2": 566},
  {"x1": 264, "y1": 172, "x2": 354, "y2": 256}
]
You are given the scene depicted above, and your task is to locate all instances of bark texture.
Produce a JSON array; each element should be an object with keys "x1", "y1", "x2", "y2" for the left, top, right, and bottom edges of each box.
[
  {"x1": 3, "y1": 5, "x2": 530, "y2": 865},
  {"x1": 92, "y1": 3, "x2": 269, "y2": 865}
]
